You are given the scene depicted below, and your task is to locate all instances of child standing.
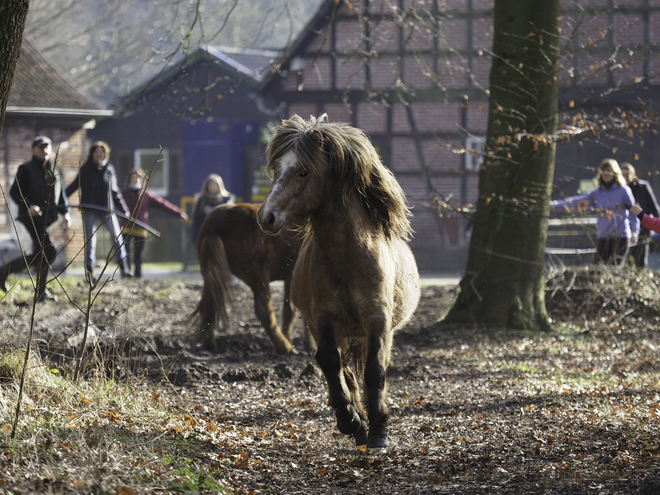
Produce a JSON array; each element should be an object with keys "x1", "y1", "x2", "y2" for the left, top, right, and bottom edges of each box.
[{"x1": 121, "y1": 169, "x2": 189, "y2": 277}]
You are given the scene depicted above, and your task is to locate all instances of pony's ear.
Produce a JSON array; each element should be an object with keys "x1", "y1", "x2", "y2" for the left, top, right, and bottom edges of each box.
[{"x1": 318, "y1": 113, "x2": 329, "y2": 123}]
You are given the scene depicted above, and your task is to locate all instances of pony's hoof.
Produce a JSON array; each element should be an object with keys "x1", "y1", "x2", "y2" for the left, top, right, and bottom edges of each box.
[
  {"x1": 353, "y1": 428, "x2": 368, "y2": 446},
  {"x1": 367, "y1": 434, "x2": 390, "y2": 449},
  {"x1": 336, "y1": 408, "x2": 365, "y2": 436}
]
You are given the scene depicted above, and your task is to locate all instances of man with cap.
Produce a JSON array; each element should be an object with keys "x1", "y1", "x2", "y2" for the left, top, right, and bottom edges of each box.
[{"x1": 0, "y1": 136, "x2": 71, "y2": 300}]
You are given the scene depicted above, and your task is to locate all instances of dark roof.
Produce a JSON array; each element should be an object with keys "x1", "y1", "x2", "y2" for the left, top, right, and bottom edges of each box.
[
  {"x1": 111, "y1": 44, "x2": 279, "y2": 113},
  {"x1": 7, "y1": 35, "x2": 112, "y2": 118},
  {"x1": 203, "y1": 45, "x2": 279, "y2": 82}
]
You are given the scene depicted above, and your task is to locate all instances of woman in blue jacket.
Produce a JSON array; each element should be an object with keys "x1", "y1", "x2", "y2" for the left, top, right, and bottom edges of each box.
[{"x1": 550, "y1": 158, "x2": 639, "y2": 266}]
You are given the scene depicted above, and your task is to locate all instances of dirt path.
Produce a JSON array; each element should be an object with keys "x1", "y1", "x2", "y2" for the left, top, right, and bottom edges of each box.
[{"x1": 2, "y1": 275, "x2": 659, "y2": 494}]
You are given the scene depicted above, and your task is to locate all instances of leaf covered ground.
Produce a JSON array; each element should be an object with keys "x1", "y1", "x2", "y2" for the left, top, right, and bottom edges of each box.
[{"x1": 0, "y1": 266, "x2": 659, "y2": 494}]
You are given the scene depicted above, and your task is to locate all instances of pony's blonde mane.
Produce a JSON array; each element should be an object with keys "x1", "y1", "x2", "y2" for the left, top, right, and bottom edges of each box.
[{"x1": 266, "y1": 114, "x2": 413, "y2": 240}]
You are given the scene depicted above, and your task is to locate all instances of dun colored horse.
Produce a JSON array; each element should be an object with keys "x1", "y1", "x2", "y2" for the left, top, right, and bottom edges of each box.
[
  {"x1": 257, "y1": 115, "x2": 420, "y2": 448},
  {"x1": 192, "y1": 203, "x2": 303, "y2": 353}
]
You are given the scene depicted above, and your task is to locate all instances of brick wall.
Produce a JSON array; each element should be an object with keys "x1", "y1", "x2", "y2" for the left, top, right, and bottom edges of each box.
[
  {"x1": 288, "y1": 103, "x2": 319, "y2": 120},
  {"x1": 323, "y1": 102, "x2": 353, "y2": 124},
  {"x1": 393, "y1": 104, "x2": 412, "y2": 133},
  {"x1": 472, "y1": 17, "x2": 493, "y2": 51},
  {"x1": 438, "y1": 55, "x2": 469, "y2": 88},
  {"x1": 580, "y1": 0, "x2": 608, "y2": 7},
  {"x1": 403, "y1": 22, "x2": 435, "y2": 52},
  {"x1": 403, "y1": 56, "x2": 434, "y2": 89},
  {"x1": 439, "y1": 0, "x2": 468, "y2": 12},
  {"x1": 612, "y1": 52, "x2": 644, "y2": 86},
  {"x1": 369, "y1": 57, "x2": 398, "y2": 90},
  {"x1": 335, "y1": 57, "x2": 366, "y2": 90},
  {"x1": 613, "y1": 13, "x2": 644, "y2": 46},
  {"x1": 357, "y1": 102, "x2": 387, "y2": 133},
  {"x1": 649, "y1": 12, "x2": 660, "y2": 44},
  {"x1": 302, "y1": 57, "x2": 332, "y2": 90},
  {"x1": 467, "y1": 104, "x2": 488, "y2": 133},
  {"x1": 648, "y1": 52, "x2": 660, "y2": 84},
  {"x1": 411, "y1": 101, "x2": 461, "y2": 133},
  {"x1": 370, "y1": 20, "x2": 399, "y2": 52},
  {"x1": 577, "y1": 14, "x2": 609, "y2": 48},
  {"x1": 336, "y1": 20, "x2": 364, "y2": 53},
  {"x1": 577, "y1": 52, "x2": 610, "y2": 87},
  {"x1": 471, "y1": 55, "x2": 492, "y2": 88},
  {"x1": 439, "y1": 18, "x2": 468, "y2": 51},
  {"x1": 422, "y1": 138, "x2": 463, "y2": 173},
  {"x1": 391, "y1": 138, "x2": 418, "y2": 172}
]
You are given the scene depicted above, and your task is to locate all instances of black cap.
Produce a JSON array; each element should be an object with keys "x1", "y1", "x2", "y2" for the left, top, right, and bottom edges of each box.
[{"x1": 32, "y1": 136, "x2": 52, "y2": 148}]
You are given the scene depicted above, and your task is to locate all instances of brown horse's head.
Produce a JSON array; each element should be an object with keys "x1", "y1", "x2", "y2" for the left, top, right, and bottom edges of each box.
[{"x1": 257, "y1": 114, "x2": 413, "y2": 240}]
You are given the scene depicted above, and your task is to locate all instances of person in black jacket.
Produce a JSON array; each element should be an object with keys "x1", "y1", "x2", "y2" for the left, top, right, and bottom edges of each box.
[
  {"x1": 0, "y1": 136, "x2": 71, "y2": 300},
  {"x1": 66, "y1": 141, "x2": 131, "y2": 281},
  {"x1": 621, "y1": 162, "x2": 660, "y2": 268}
]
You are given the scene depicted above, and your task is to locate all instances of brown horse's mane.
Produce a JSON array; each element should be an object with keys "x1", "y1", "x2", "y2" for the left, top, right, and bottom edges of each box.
[{"x1": 266, "y1": 114, "x2": 413, "y2": 240}]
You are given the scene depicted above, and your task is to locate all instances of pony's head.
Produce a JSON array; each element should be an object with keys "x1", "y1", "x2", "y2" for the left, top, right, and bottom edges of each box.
[{"x1": 257, "y1": 114, "x2": 413, "y2": 240}]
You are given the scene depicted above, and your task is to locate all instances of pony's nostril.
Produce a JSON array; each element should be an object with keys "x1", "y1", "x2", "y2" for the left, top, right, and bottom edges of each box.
[{"x1": 266, "y1": 212, "x2": 275, "y2": 226}]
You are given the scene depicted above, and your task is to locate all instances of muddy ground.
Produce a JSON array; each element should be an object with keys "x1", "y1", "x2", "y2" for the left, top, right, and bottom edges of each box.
[{"x1": 1, "y1": 269, "x2": 660, "y2": 494}]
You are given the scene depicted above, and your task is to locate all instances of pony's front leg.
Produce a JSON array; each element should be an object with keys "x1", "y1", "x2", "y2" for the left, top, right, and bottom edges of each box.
[
  {"x1": 315, "y1": 314, "x2": 368, "y2": 445},
  {"x1": 364, "y1": 316, "x2": 393, "y2": 448}
]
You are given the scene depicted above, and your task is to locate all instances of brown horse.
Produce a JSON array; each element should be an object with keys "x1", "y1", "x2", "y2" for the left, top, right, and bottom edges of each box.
[
  {"x1": 192, "y1": 203, "x2": 303, "y2": 353},
  {"x1": 257, "y1": 115, "x2": 420, "y2": 448}
]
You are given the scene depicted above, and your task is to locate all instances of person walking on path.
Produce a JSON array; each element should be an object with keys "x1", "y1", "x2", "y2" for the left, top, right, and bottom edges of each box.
[
  {"x1": 191, "y1": 174, "x2": 235, "y2": 243},
  {"x1": 66, "y1": 141, "x2": 131, "y2": 282},
  {"x1": 120, "y1": 169, "x2": 189, "y2": 277},
  {"x1": 0, "y1": 136, "x2": 71, "y2": 300},
  {"x1": 621, "y1": 162, "x2": 660, "y2": 268},
  {"x1": 550, "y1": 158, "x2": 639, "y2": 266}
]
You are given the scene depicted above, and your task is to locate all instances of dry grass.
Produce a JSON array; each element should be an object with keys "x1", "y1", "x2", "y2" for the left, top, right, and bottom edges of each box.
[{"x1": 0, "y1": 347, "x2": 233, "y2": 494}]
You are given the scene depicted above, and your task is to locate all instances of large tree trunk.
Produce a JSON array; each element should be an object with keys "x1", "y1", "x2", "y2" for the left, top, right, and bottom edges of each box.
[
  {"x1": 443, "y1": 0, "x2": 560, "y2": 329},
  {"x1": 0, "y1": 0, "x2": 29, "y2": 135}
]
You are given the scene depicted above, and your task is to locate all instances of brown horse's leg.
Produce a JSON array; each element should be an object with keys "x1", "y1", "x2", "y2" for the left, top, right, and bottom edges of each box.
[
  {"x1": 315, "y1": 314, "x2": 368, "y2": 444},
  {"x1": 251, "y1": 284, "x2": 295, "y2": 353},
  {"x1": 281, "y1": 278, "x2": 298, "y2": 343},
  {"x1": 363, "y1": 316, "x2": 393, "y2": 448}
]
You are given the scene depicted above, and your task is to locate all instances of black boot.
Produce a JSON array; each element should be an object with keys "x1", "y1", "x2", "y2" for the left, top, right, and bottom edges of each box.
[
  {"x1": 0, "y1": 257, "x2": 28, "y2": 293},
  {"x1": 119, "y1": 264, "x2": 132, "y2": 279},
  {"x1": 0, "y1": 266, "x2": 9, "y2": 293}
]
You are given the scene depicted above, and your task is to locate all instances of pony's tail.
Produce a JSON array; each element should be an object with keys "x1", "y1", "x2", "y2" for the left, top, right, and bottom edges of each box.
[{"x1": 191, "y1": 229, "x2": 233, "y2": 349}]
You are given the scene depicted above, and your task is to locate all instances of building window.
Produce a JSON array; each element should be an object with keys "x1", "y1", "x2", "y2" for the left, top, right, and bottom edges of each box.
[
  {"x1": 465, "y1": 136, "x2": 486, "y2": 171},
  {"x1": 134, "y1": 149, "x2": 169, "y2": 196}
]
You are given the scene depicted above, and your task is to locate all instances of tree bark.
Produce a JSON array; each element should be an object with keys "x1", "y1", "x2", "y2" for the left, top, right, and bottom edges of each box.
[
  {"x1": 0, "y1": 0, "x2": 30, "y2": 135},
  {"x1": 442, "y1": 0, "x2": 560, "y2": 329}
]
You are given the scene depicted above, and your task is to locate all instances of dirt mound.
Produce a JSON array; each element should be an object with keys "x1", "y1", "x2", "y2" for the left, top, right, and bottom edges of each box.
[{"x1": 545, "y1": 266, "x2": 660, "y2": 322}]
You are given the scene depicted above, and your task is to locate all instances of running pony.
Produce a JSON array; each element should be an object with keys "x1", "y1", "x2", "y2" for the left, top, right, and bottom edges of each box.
[
  {"x1": 192, "y1": 203, "x2": 303, "y2": 353},
  {"x1": 257, "y1": 115, "x2": 420, "y2": 448}
]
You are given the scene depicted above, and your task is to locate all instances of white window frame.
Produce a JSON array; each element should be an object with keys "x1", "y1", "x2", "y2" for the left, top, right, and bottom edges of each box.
[
  {"x1": 134, "y1": 148, "x2": 169, "y2": 196},
  {"x1": 465, "y1": 136, "x2": 486, "y2": 171}
]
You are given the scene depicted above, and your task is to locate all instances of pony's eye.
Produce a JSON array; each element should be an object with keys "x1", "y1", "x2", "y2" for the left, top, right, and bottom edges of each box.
[{"x1": 299, "y1": 169, "x2": 309, "y2": 178}]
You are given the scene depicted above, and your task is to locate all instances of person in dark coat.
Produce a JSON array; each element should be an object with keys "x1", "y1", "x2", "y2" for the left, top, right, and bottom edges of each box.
[
  {"x1": 120, "y1": 169, "x2": 189, "y2": 278},
  {"x1": 191, "y1": 174, "x2": 235, "y2": 243},
  {"x1": 621, "y1": 162, "x2": 660, "y2": 268},
  {"x1": 66, "y1": 141, "x2": 131, "y2": 282},
  {"x1": 0, "y1": 136, "x2": 71, "y2": 300}
]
